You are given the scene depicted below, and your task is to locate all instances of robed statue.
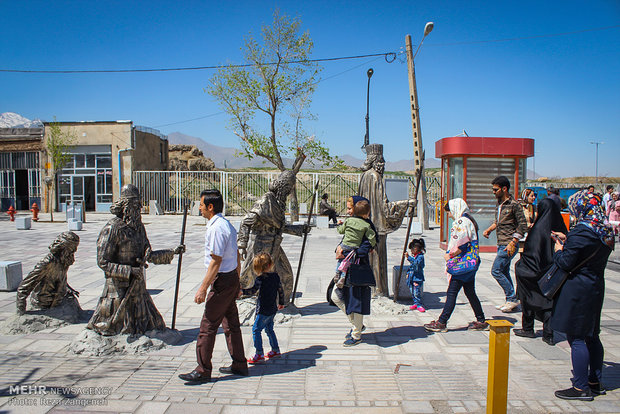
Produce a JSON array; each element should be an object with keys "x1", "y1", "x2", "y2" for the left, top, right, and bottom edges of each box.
[
  {"x1": 87, "y1": 184, "x2": 184, "y2": 336},
  {"x1": 238, "y1": 170, "x2": 308, "y2": 303},
  {"x1": 359, "y1": 144, "x2": 413, "y2": 296}
]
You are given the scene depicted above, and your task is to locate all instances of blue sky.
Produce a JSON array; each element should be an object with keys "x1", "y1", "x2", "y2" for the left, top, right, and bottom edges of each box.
[{"x1": 1, "y1": 1, "x2": 619, "y2": 178}]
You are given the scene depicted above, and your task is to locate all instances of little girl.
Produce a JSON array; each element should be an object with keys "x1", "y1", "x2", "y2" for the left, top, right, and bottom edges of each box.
[
  {"x1": 242, "y1": 252, "x2": 285, "y2": 364},
  {"x1": 609, "y1": 200, "x2": 620, "y2": 236},
  {"x1": 404, "y1": 238, "x2": 426, "y2": 312}
]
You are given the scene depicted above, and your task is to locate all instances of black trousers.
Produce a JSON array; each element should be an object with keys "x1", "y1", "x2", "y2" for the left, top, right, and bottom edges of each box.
[
  {"x1": 324, "y1": 210, "x2": 338, "y2": 224},
  {"x1": 439, "y1": 275, "x2": 485, "y2": 325},
  {"x1": 521, "y1": 306, "x2": 553, "y2": 338}
]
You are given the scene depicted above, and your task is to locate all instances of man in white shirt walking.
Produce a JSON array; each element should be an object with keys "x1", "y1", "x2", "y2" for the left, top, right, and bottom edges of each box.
[{"x1": 179, "y1": 189, "x2": 248, "y2": 384}]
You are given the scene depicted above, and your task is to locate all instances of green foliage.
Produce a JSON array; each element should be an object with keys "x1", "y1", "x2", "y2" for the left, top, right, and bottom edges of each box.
[
  {"x1": 46, "y1": 118, "x2": 76, "y2": 175},
  {"x1": 207, "y1": 10, "x2": 340, "y2": 172}
]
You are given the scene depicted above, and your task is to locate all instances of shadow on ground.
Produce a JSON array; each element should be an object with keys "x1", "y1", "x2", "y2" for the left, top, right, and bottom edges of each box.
[
  {"x1": 369, "y1": 325, "x2": 431, "y2": 347},
  {"x1": 297, "y1": 301, "x2": 339, "y2": 316},
  {"x1": 216, "y1": 345, "x2": 328, "y2": 382}
]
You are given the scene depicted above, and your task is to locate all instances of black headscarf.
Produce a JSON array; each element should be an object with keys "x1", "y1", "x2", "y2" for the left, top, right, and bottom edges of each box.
[{"x1": 515, "y1": 198, "x2": 568, "y2": 309}]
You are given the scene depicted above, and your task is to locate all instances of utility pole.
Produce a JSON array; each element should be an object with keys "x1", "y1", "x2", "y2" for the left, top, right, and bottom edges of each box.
[
  {"x1": 590, "y1": 141, "x2": 603, "y2": 184},
  {"x1": 405, "y1": 26, "x2": 432, "y2": 230}
]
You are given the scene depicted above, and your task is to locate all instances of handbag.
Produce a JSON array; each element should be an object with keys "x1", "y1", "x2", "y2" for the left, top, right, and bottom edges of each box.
[
  {"x1": 446, "y1": 239, "x2": 480, "y2": 276},
  {"x1": 346, "y1": 260, "x2": 376, "y2": 287},
  {"x1": 337, "y1": 250, "x2": 356, "y2": 273},
  {"x1": 538, "y1": 245, "x2": 601, "y2": 299}
]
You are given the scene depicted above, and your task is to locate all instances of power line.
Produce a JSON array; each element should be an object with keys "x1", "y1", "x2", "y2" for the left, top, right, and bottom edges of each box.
[
  {"x1": 1, "y1": 24, "x2": 617, "y2": 74},
  {"x1": 153, "y1": 55, "x2": 384, "y2": 129},
  {"x1": 0, "y1": 52, "x2": 397, "y2": 74},
  {"x1": 153, "y1": 112, "x2": 225, "y2": 128}
]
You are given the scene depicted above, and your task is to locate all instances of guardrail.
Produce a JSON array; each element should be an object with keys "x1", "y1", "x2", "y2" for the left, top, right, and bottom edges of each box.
[{"x1": 134, "y1": 171, "x2": 442, "y2": 218}]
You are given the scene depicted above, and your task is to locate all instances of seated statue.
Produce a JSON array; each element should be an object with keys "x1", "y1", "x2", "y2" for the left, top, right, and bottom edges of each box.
[{"x1": 16, "y1": 231, "x2": 80, "y2": 314}]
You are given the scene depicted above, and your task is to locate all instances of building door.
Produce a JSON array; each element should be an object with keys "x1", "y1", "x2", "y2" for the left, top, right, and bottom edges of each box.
[
  {"x1": 84, "y1": 176, "x2": 95, "y2": 211},
  {"x1": 71, "y1": 175, "x2": 96, "y2": 211},
  {"x1": 14, "y1": 169, "x2": 29, "y2": 210}
]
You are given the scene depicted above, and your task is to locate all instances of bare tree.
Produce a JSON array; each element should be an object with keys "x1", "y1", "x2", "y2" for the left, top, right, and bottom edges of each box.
[{"x1": 45, "y1": 119, "x2": 76, "y2": 222}]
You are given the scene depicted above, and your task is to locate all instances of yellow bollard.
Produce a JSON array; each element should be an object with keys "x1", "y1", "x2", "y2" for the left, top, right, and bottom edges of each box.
[{"x1": 486, "y1": 319, "x2": 513, "y2": 414}]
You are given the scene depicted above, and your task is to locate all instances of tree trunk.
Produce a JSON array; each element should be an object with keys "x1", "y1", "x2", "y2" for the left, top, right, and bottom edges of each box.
[
  {"x1": 289, "y1": 182, "x2": 299, "y2": 222},
  {"x1": 49, "y1": 173, "x2": 55, "y2": 222}
]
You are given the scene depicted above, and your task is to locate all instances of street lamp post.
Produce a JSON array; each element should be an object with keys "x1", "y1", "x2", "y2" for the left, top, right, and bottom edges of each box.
[
  {"x1": 363, "y1": 68, "x2": 374, "y2": 150},
  {"x1": 590, "y1": 141, "x2": 604, "y2": 183},
  {"x1": 406, "y1": 22, "x2": 434, "y2": 230}
]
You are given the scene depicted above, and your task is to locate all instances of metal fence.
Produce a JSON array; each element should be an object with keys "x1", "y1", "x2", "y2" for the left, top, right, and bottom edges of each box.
[{"x1": 133, "y1": 171, "x2": 442, "y2": 220}]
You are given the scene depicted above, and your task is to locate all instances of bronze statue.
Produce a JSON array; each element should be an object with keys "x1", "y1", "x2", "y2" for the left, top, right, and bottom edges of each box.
[
  {"x1": 359, "y1": 144, "x2": 413, "y2": 296},
  {"x1": 87, "y1": 184, "x2": 183, "y2": 336},
  {"x1": 16, "y1": 231, "x2": 80, "y2": 314},
  {"x1": 238, "y1": 170, "x2": 308, "y2": 303}
]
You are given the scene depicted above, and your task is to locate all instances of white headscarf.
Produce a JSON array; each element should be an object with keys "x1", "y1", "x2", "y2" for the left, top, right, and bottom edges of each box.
[{"x1": 447, "y1": 198, "x2": 477, "y2": 253}]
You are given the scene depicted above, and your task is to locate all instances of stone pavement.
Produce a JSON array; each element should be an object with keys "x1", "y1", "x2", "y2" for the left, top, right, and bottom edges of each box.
[{"x1": 1, "y1": 212, "x2": 620, "y2": 413}]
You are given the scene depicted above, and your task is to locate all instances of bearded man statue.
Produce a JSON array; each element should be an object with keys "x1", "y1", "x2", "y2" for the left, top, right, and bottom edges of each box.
[
  {"x1": 87, "y1": 184, "x2": 184, "y2": 336},
  {"x1": 238, "y1": 170, "x2": 309, "y2": 303},
  {"x1": 16, "y1": 231, "x2": 80, "y2": 314},
  {"x1": 359, "y1": 144, "x2": 414, "y2": 297}
]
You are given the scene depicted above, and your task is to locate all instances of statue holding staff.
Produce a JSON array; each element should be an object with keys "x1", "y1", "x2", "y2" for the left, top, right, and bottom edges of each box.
[
  {"x1": 359, "y1": 144, "x2": 414, "y2": 296},
  {"x1": 237, "y1": 170, "x2": 309, "y2": 303},
  {"x1": 87, "y1": 184, "x2": 184, "y2": 336}
]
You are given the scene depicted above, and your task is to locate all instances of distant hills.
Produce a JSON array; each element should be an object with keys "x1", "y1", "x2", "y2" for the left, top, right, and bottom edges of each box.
[{"x1": 167, "y1": 131, "x2": 441, "y2": 171}]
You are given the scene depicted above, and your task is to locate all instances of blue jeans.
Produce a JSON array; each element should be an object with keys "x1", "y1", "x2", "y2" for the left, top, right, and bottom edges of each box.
[
  {"x1": 409, "y1": 281, "x2": 424, "y2": 306},
  {"x1": 491, "y1": 246, "x2": 518, "y2": 302},
  {"x1": 252, "y1": 313, "x2": 279, "y2": 355},
  {"x1": 566, "y1": 334, "x2": 604, "y2": 391}
]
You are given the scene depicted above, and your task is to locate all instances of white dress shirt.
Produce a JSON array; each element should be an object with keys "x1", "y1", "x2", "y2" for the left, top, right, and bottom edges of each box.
[{"x1": 204, "y1": 213, "x2": 238, "y2": 273}]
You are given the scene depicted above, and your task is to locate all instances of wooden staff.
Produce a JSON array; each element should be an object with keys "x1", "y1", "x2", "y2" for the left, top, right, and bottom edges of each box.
[
  {"x1": 171, "y1": 202, "x2": 188, "y2": 329},
  {"x1": 291, "y1": 180, "x2": 319, "y2": 305},
  {"x1": 394, "y1": 167, "x2": 423, "y2": 303}
]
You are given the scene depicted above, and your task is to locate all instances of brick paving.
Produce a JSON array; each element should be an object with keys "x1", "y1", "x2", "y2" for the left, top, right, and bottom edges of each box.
[{"x1": 0, "y1": 212, "x2": 619, "y2": 413}]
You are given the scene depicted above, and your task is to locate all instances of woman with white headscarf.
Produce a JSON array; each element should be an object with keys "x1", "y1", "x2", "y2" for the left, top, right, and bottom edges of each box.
[{"x1": 424, "y1": 198, "x2": 488, "y2": 332}]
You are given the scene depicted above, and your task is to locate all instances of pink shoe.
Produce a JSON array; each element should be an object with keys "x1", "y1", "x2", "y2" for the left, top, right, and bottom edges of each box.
[
  {"x1": 409, "y1": 305, "x2": 417, "y2": 310},
  {"x1": 417, "y1": 306, "x2": 426, "y2": 313}
]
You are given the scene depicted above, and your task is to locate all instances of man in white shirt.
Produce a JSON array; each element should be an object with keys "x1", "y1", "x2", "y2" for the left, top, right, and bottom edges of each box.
[{"x1": 179, "y1": 189, "x2": 248, "y2": 384}]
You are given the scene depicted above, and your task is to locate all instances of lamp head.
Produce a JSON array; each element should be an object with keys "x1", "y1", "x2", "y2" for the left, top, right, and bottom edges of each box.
[
  {"x1": 367, "y1": 68, "x2": 374, "y2": 78},
  {"x1": 424, "y1": 22, "x2": 434, "y2": 37}
]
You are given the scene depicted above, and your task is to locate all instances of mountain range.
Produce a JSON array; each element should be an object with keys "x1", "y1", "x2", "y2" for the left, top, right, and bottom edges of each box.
[
  {"x1": 0, "y1": 112, "x2": 43, "y2": 128},
  {"x1": 168, "y1": 131, "x2": 441, "y2": 171}
]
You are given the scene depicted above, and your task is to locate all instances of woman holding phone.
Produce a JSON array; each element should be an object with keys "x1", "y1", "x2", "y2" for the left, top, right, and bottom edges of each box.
[{"x1": 551, "y1": 190, "x2": 614, "y2": 401}]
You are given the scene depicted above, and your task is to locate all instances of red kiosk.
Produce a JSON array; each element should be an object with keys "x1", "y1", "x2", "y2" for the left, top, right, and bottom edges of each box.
[{"x1": 435, "y1": 136, "x2": 534, "y2": 252}]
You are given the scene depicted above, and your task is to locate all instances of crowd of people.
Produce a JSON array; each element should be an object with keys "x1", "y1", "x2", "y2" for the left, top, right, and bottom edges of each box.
[{"x1": 179, "y1": 178, "x2": 616, "y2": 403}]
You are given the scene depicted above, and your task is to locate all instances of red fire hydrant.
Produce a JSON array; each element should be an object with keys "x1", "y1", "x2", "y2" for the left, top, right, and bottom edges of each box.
[
  {"x1": 31, "y1": 203, "x2": 40, "y2": 222},
  {"x1": 7, "y1": 206, "x2": 16, "y2": 221}
]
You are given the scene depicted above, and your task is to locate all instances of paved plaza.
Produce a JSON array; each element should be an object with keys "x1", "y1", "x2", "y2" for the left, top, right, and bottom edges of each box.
[{"x1": 1, "y1": 211, "x2": 619, "y2": 413}]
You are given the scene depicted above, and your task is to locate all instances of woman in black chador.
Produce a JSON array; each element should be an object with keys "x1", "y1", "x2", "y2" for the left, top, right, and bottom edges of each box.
[{"x1": 514, "y1": 198, "x2": 567, "y2": 345}]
